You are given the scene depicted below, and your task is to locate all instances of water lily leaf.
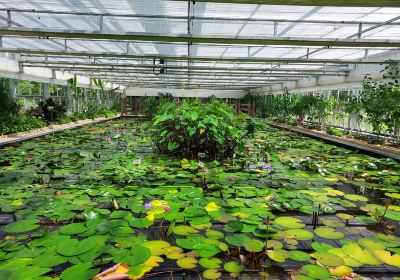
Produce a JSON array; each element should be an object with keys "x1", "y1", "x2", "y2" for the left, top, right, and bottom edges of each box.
[
  {"x1": 311, "y1": 242, "x2": 334, "y2": 253},
  {"x1": 142, "y1": 241, "x2": 170, "y2": 255},
  {"x1": 205, "y1": 202, "x2": 221, "y2": 212},
  {"x1": 300, "y1": 264, "x2": 331, "y2": 280},
  {"x1": 129, "y1": 218, "x2": 153, "y2": 228},
  {"x1": 313, "y1": 252, "x2": 344, "y2": 267},
  {"x1": 288, "y1": 250, "x2": 311, "y2": 262},
  {"x1": 342, "y1": 243, "x2": 381, "y2": 265},
  {"x1": 177, "y1": 257, "x2": 197, "y2": 269},
  {"x1": 376, "y1": 234, "x2": 400, "y2": 247},
  {"x1": 314, "y1": 227, "x2": 344, "y2": 240},
  {"x1": 206, "y1": 230, "x2": 224, "y2": 240},
  {"x1": 60, "y1": 262, "x2": 99, "y2": 280},
  {"x1": 203, "y1": 268, "x2": 221, "y2": 280},
  {"x1": 225, "y1": 234, "x2": 251, "y2": 247},
  {"x1": 193, "y1": 243, "x2": 220, "y2": 258},
  {"x1": 224, "y1": 261, "x2": 244, "y2": 273},
  {"x1": 59, "y1": 223, "x2": 87, "y2": 235},
  {"x1": 267, "y1": 249, "x2": 288, "y2": 263},
  {"x1": 173, "y1": 225, "x2": 198, "y2": 236},
  {"x1": 115, "y1": 246, "x2": 152, "y2": 266},
  {"x1": 328, "y1": 248, "x2": 363, "y2": 267},
  {"x1": 33, "y1": 247, "x2": 68, "y2": 267},
  {"x1": 284, "y1": 229, "x2": 314, "y2": 240},
  {"x1": 244, "y1": 239, "x2": 264, "y2": 252},
  {"x1": 274, "y1": 217, "x2": 305, "y2": 229},
  {"x1": 56, "y1": 238, "x2": 95, "y2": 256},
  {"x1": 344, "y1": 194, "x2": 368, "y2": 202},
  {"x1": 336, "y1": 213, "x2": 353, "y2": 220},
  {"x1": 373, "y1": 250, "x2": 400, "y2": 267},
  {"x1": 128, "y1": 264, "x2": 152, "y2": 280},
  {"x1": 4, "y1": 219, "x2": 40, "y2": 233},
  {"x1": 357, "y1": 238, "x2": 386, "y2": 250},
  {"x1": 329, "y1": 265, "x2": 353, "y2": 277},
  {"x1": 266, "y1": 240, "x2": 283, "y2": 249},
  {"x1": 199, "y1": 257, "x2": 222, "y2": 269},
  {"x1": 321, "y1": 218, "x2": 345, "y2": 228},
  {"x1": 225, "y1": 221, "x2": 243, "y2": 233},
  {"x1": 385, "y1": 192, "x2": 400, "y2": 199}
]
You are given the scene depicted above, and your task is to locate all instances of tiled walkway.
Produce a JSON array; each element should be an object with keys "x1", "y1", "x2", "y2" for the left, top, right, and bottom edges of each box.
[{"x1": 0, "y1": 115, "x2": 120, "y2": 146}]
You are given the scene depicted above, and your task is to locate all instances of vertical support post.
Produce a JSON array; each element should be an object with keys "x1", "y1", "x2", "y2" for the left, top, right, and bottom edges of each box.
[
  {"x1": 76, "y1": 89, "x2": 81, "y2": 112},
  {"x1": 97, "y1": 90, "x2": 102, "y2": 106},
  {"x1": 273, "y1": 20, "x2": 278, "y2": 37},
  {"x1": 42, "y1": 83, "x2": 50, "y2": 101},
  {"x1": 65, "y1": 86, "x2": 72, "y2": 115},
  {"x1": 7, "y1": 10, "x2": 11, "y2": 27},
  {"x1": 83, "y1": 88, "x2": 88, "y2": 109},
  {"x1": 106, "y1": 91, "x2": 110, "y2": 109},
  {"x1": 357, "y1": 23, "x2": 363, "y2": 39},
  {"x1": 99, "y1": 15, "x2": 104, "y2": 32},
  {"x1": 8, "y1": 78, "x2": 17, "y2": 99}
]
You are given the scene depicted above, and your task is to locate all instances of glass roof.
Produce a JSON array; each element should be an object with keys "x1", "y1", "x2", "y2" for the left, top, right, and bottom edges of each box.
[{"x1": 0, "y1": 0, "x2": 399, "y2": 90}]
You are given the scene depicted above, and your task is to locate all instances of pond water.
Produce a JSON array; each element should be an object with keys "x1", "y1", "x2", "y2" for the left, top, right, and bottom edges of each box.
[{"x1": 0, "y1": 119, "x2": 399, "y2": 280}]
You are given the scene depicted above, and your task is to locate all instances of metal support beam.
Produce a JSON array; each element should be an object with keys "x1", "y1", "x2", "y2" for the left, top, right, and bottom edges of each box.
[
  {"x1": 20, "y1": 61, "x2": 351, "y2": 73},
  {"x1": 2, "y1": 8, "x2": 400, "y2": 26},
  {"x1": 172, "y1": 0, "x2": 400, "y2": 7},
  {"x1": 2, "y1": 48, "x2": 396, "y2": 65},
  {"x1": 0, "y1": 27, "x2": 399, "y2": 47}
]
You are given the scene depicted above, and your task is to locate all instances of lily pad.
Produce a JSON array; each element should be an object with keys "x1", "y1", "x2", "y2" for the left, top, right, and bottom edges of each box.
[
  {"x1": 60, "y1": 262, "x2": 99, "y2": 280},
  {"x1": 300, "y1": 264, "x2": 331, "y2": 280},
  {"x1": 199, "y1": 257, "x2": 222, "y2": 269},
  {"x1": 224, "y1": 261, "x2": 244, "y2": 273},
  {"x1": 203, "y1": 268, "x2": 221, "y2": 280},
  {"x1": 177, "y1": 257, "x2": 197, "y2": 269},
  {"x1": 284, "y1": 229, "x2": 314, "y2": 240},
  {"x1": 274, "y1": 217, "x2": 305, "y2": 229},
  {"x1": 4, "y1": 219, "x2": 40, "y2": 233},
  {"x1": 314, "y1": 227, "x2": 344, "y2": 240}
]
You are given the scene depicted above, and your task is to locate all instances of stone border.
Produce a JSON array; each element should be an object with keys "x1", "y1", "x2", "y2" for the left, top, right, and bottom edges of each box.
[
  {"x1": 0, "y1": 115, "x2": 121, "y2": 147},
  {"x1": 265, "y1": 120, "x2": 400, "y2": 161}
]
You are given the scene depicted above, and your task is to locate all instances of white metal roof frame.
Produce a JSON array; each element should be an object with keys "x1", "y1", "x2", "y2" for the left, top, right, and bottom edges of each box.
[{"x1": 0, "y1": 0, "x2": 399, "y2": 94}]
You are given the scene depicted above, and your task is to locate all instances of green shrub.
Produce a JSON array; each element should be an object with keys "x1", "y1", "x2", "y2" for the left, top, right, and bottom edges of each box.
[
  {"x1": 39, "y1": 98, "x2": 67, "y2": 122},
  {"x1": 325, "y1": 127, "x2": 344, "y2": 137},
  {"x1": 0, "y1": 115, "x2": 46, "y2": 135},
  {"x1": 149, "y1": 99, "x2": 263, "y2": 161}
]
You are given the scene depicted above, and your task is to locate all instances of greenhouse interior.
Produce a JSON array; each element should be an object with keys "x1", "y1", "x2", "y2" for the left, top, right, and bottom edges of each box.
[{"x1": 1, "y1": 0, "x2": 400, "y2": 280}]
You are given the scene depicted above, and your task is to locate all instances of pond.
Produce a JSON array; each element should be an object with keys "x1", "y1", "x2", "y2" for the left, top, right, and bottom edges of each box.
[{"x1": 0, "y1": 119, "x2": 399, "y2": 280}]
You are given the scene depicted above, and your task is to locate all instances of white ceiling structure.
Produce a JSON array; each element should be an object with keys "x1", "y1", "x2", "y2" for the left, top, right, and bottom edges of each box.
[{"x1": 0, "y1": 0, "x2": 399, "y2": 96}]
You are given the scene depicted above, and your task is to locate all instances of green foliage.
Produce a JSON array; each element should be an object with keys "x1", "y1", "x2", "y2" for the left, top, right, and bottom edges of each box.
[
  {"x1": 150, "y1": 99, "x2": 262, "y2": 160},
  {"x1": 325, "y1": 127, "x2": 344, "y2": 137},
  {"x1": 0, "y1": 115, "x2": 46, "y2": 135},
  {"x1": 142, "y1": 93, "x2": 174, "y2": 117},
  {"x1": 361, "y1": 65, "x2": 400, "y2": 137},
  {"x1": 39, "y1": 98, "x2": 68, "y2": 122},
  {"x1": 0, "y1": 77, "x2": 20, "y2": 119}
]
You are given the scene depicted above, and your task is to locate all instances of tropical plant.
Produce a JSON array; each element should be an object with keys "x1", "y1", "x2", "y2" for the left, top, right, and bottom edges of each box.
[
  {"x1": 39, "y1": 98, "x2": 68, "y2": 122},
  {"x1": 0, "y1": 77, "x2": 20, "y2": 119},
  {"x1": 149, "y1": 99, "x2": 262, "y2": 160}
]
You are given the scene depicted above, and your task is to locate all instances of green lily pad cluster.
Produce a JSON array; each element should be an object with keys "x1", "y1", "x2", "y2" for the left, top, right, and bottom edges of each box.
[{"x1": 0, "y1": 119, "x2": 399, "y2": 280}]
